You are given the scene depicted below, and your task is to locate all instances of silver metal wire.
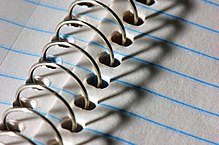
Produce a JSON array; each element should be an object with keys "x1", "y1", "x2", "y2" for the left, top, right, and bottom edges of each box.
[
  {"x1": 128, "y1": 0, "x2": 139, "y2": 24},
  {"x1": 28, "y1": 62, "x2": 90, "y2": 109},
  {"x1": 69, "y1": 0, "x2": 127, "y2": 45},
  {"x1": 41, "y1": 41, "x2": 103, "y2": 87},
  {"x1": 55, "y1": 19, "x2": 115, "y2": 66},
  {"x1": 3, "y1": 107, "x2": 63, "y2": 145},
  {"x1": 15, "y1": 84, "x2": 78, "y2": 132},
  {"x1": 0, "y1": 0, "x2": 141, "y2": 141}
]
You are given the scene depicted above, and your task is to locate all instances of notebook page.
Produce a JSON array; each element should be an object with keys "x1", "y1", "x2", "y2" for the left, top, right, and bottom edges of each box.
[
  {"x1": 0, "y1": 0, "x2": 99, "y2": 116},
  {"x1": 0, "y1": 0, "x2": 110, "y2": 143},
  {"x1": 46, "y1": 0, "x2": 218, "y2": 144},
  {"x1": 0, "y1": 0, "x2": 87, "y2": 142},
  {"x1": 0, "y1": 0, "x2": 40, "y2": 64},
  {"x1": 0, "y1": 0, "x2": 218, "y2": 145}
]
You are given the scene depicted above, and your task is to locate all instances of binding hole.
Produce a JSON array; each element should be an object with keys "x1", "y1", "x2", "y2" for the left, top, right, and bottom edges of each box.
[
  {"x1": 123, "y1": 11, "x2": 144, "y2": 26},
  {"x1": 111, "y1": 31, "x2": 132, "y2": 47},
  {"x1": 69, "y1": 23, "x2": 83, "y2": 28},
  {"x1": 86, "y1": 74, "x2": 108, "y2": 89},
  {"x1": 6, "y1": 119, "x2": 25, "y2": 132},
  {"x1": 136, "y1": 0, "x2": 155, "y2": 5},
  {"x1": 78, "y1": 2, "x2": 95, "y2": 7},
  {"x1": 74, "y1": 95, "x2": 96, "y2": 110},
  {"x1": 99, "y1": 52, "x2": 120, "y2": 67},
  {"x1": 57, "y1": 44, "x2": 70, "y2": 48},
  {"x1": 61, "y1": 117, "x2": 83, "y2": 133}
]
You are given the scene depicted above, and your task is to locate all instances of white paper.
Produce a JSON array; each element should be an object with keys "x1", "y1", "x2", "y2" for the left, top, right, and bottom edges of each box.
[{"x1": 0, "y1": 0, "x2": 218, "y2": 145}]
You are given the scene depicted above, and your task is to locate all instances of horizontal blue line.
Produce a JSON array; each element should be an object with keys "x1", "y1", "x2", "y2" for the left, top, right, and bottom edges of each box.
[
  {"x1": 24, "y1": 0, "x2": 68, "y2": 12},
  {"x1": 0, "y1": 100, "x2": 132, "y2": 144},
  {"x1": 23, "y1": 0, "x2": 219, "y2": 61},
  {"x1": 0, "y1": 73, "x2": 26, "y2": 81},
  {"x1": 135, "y1": 2, "x2": 219, "y2": 34},
  {"x1": 85, "y1": 128, "x2": 136, "y2": 145},
  {"x1": 34, "y1": 108, "x2": 62, "y2": 122},
  {"x1": 10, "y1": 2, "x2": 218, "y2": 88},
  {"x1": 0, "y1": 72, "x2": 218, "y2": 144},
  {"x1": 0, "y1": 1, "x2": 217, "y2": 143},
  {"x1": 25, "y1": 0, "x2": 219, "y2": 61},
  {"x1": 127, "y1": 26, "x2": 219, "y2": 61},
  {"x1": 31, "y1": 140, "x2": 45, "y2": 145},
  {"x1": 52, "y1": 81, "x2": 218, "y2": 144},
  {"x1": 0, "y1": 44, "x2": 40, "y2": 57},
  {"x1": 0, "y1": 101, "x2": 12, "y2": 106},
  {"x1": 85, "y1": 12, "x2": 219, "y2": 62},
  {"x1": 0, "y1": 17, "x2": 53, "y2": 34},
  {"x1": 1, "y1": 13, "x2": 219, "y2": 89},
  {"x1": 1, "y1": 43, "x2": 219, "y2": 117},
  {"x1": 99, "y1": 103, "x2": 219, "y2": 145},
  {"x1": 26, "y1": 0, "x2": 219, "y2": 35},
  {"x1": 20, "y1": 133, "x2": 45, "y2": 145},
  {"x1": 63, "y1": 60, "x2": 93, "y2": 74},
  {"x1": 35, "y1": 108, "x2": 135, "y2": 145},
  {"x1": 23, "y1": 0, "x2": 219, "y2": 62},
  {"x1": 203, "y1": 0, "x2": 219, "y2": 7},
  {"x1": 114, "y1": 79, "x2": 219, "y2": 117},
  {"x1": 114, "y1": 51, "x2": 219, "y2": 89},
  {"x1": 50, "y1": 85, "x2": 77, "y2": 97},
  {"x1": 0, "y1": 44, "x2": 219, "y2": 117},
  {"x1": 0, "y1": 93, "x2": 133, "y2": 144}
]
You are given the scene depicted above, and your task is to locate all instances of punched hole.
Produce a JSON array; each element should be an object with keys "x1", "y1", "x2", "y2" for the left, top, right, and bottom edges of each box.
[
  {"x1": 74, "y1": 95, "x2": 96, "y2": 110},
  {"x1": 123, "y1": 11, "x2": 144, "y2": 26},
  {"x1": 99, "y1": 52, "x2": 120, "y2": 67},
  {"x1": 78, "y1": 2, "x2": 95, "y2": 7},
  {"x1": 136, "y1": 0, "x2": 155, "y2": 5},
  {"x1": 6, "y1": 120, "x2": 25, "y2": 132},
  {"x1": 111, "y1": 31, "x2": 132, "y2": 47},
  {"x1": 87, "y1": 74, "x2": 108, "y2": 89},
  {"x1": 61, "y1": 117, "x2": 83, "y2": 133}
]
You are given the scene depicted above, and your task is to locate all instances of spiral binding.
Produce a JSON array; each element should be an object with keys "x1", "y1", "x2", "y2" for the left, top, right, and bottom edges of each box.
[{"x1": 0, "y1": 0, "x2": 142, "y2": 144}]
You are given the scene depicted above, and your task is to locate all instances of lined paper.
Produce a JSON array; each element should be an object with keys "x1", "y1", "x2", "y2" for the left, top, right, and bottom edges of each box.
[{"x1": 0, "y1": 0, "x2": 218, "y2": 144}]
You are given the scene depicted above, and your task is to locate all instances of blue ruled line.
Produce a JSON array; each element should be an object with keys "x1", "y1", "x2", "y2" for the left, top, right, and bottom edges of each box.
[
  {"x1": 114, "y1": 79, "x2": 219, "y2": 117},
  {"x1": 0, "y1": 101, "x2": 12, "y2": 106},
  {"x1": 24, "y1": 0, "x2": 219, "y2": 35},
  {"x1": 134, "y1": 2, "x2": 219, "y2": 34},
  {"x1": 0, "y1": 73, "x2": 218, "y2": 144},
  {"x1": 0, "y1": 73, "x2": 26, "y2": 81},
  {"x1": 34, "y1": 109, "x2": 63, "y2": 122},
  {"x1": 0, "y1": 0, "x2": 217, "y2": 144},
  {"x1": 31, "y1": 140, "x2": 45, "y2": 145},
  {"x1": 20, "y1": 133, "x2": 45, "y2": 145},
  {"x1": 85, "y1": 128, "x2": 136, "y2": 145},
  {"x1": 35, "y1": 109, "x2": 135, "y2": 144},
  {"x1": 1, "y1": 44, "x2": 219, "y2": 117},
  {"x1": 1, "y1": 17, "x2": 219, "y2": 89},
  {"x1": 99, "y1": 103, "x2": 219, "y2": 145},
  {"x1": 0, "y1": 101, "x2": 133, "y2": 145},
  {"x1": 203, "y1": 0, "x2": 219, "y2": 7},
  {"x1": 22, "y1": 0, "x2": 219, "y2": 62},
  {"x1": 83, "y1": 12, "x2": 219, "y2": 62}
]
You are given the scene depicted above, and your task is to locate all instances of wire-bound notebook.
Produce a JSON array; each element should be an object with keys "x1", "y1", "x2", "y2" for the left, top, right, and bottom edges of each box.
[{"x1": 0, "y1": 0, "x2": 218, "y2": 144}]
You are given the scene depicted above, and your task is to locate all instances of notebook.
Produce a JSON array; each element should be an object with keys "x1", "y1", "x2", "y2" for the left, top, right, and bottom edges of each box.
[{"x1": 0, "y1": 0, "x2": 218, "y2": 144}]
